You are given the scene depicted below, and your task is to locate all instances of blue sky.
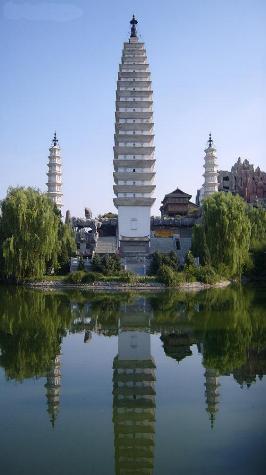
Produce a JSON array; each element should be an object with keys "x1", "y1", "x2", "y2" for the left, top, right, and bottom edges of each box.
[{"x1": 0, "y1": 0, "x2": 265, "y2": 217}]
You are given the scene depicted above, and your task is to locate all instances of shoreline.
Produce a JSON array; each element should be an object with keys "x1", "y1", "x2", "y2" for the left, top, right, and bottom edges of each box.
[{"x1": 23, "y1": 280, "x2": 232, "y2": 292}]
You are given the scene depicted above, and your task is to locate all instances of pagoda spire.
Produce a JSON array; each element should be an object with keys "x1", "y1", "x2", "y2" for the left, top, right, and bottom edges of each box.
[
  {"x1": 52, "y1": 131, "x2": 58, "y2": 147},
  {"x1": 130, "y1": 14, "x2": 138, "y2": 38},
  {"x1": 208, "y1": 132, "x2": 213, "y2": 148}
]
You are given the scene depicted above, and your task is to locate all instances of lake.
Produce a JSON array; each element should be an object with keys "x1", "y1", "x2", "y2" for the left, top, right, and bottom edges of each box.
[{"x1": 0, "y1": 285, "x2": 265, "y2": 475}]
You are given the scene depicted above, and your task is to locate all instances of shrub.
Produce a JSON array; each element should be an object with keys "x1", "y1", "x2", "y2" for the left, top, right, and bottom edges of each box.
[
  {"x1": 102, "y1": 254, "x2": 121, "y2": 274},
  {"x1": 195, "y1": 266, "x2": 219, "y2": 284},
  {"x1": 65, "y1": 271, "x2": 86, "y2": 283},
  {"x1": 183, "y1": 251, "x2": 197, "y2": 281},
  {"x1": 91, "y1": 254, "x2": 121, "y2": 275},
  {"x1": 82, "y1": 272, "x2": 103, "y2": 283},
  {"x1": 175, "y1": 272, "x2": 186, "y2": 284},
  {"x1": 118, "y1": 271, "x2": 137, "y2": 283},
  {"x1": 91, "y1": 254, "x2": 103, "y2": 272},
  {"x1": 149, "y1": 251, "x2": 178, "y2": 275},
  {"x1": 158, "y1": 265, "x2": 179, "y2": 287}
]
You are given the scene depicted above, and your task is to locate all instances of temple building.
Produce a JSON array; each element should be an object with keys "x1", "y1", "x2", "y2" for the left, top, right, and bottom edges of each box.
[
  {"x1": 45, "y1": 353, "x2": 61, "y2": 428},
  {"x1": 160, "y1": 187, "x2": 199, "y2": 217},
  {"x1": 46, "y1": 132, "x2": 63, "y2": 209},
  {"x1": 198, "y1": 133, "x2": 219, "y2": 203},
  {"x1": 112, "y1": 299, "x2": 156, "y2": 474},
  {"x1": 113, "y1": 16, "x2": 156, "y2": 256},
  {"x1": 218, "y1": 157, "x2": 266, "y2": 207}
]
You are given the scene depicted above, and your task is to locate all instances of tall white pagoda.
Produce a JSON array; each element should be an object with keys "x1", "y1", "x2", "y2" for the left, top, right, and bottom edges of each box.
[
  {"x1": 113, "y1": 16, "x2": 156, "y2": 255},
  {"x1": 202, "y1": 133, "x2": 219, "y2": 200},
  {"x1": 46, "y1": 132, "x2": 63, "y2": 209}
]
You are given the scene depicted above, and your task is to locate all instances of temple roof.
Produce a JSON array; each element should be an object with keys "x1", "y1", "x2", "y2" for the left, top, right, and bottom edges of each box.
[{"x1": 162, "y1": 187, "x2": 192, "y2": 200}]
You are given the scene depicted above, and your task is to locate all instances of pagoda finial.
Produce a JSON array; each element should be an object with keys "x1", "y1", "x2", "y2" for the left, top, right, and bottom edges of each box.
[
  {"x1": 130, "y1": 14, "x2": 138, "y2": 38},
  {"x1": 52, "y1": 131, "x2": 58, "y2": 147},
  {"x1": 208, "y1": 132, "x2": 213, "y2": 148}
]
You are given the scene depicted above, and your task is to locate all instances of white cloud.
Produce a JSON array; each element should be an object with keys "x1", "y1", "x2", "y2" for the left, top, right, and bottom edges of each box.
[{"x1": 3, "y1": 1, "x2": 83, "y2": 22}]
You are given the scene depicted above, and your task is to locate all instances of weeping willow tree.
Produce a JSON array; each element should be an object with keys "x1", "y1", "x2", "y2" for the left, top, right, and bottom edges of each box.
[
  {"x1": 246, "y1": 205, "x2": 266, "y2": 247},
  {"x1": 0, "y1": 187, "x2": 76, "y2": 280},
  {"x1": 192, "y1": 193, "x2": 251, "y2": 277}
]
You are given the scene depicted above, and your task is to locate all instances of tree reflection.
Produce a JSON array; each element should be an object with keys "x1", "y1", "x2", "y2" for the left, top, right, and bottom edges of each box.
[{"x1": 0, "y1": 287, "x2": 72, "y2": 381}]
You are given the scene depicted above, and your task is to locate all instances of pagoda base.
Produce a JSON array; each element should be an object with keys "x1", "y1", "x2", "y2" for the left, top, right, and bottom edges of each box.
[{"x1": 119, "y1": 237, "x2": 150, "y2": 257}]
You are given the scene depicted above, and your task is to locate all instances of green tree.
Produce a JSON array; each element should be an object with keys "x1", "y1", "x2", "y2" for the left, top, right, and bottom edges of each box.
[
  {"x1": 191, "y1": 223, "x2": 210, "y2": 265},
  {"x1": 57, "y1": 222, "x2": 76, "y2": 273},
  {"x1": 0, "y1": 187, "x2": 75, "y2": 280},
  {"x1": 246, "y1": 206, "x2": 266, "y2": 248},
  {"x1": 192, "y1": 193, "x2": 251, "y2": 277}
]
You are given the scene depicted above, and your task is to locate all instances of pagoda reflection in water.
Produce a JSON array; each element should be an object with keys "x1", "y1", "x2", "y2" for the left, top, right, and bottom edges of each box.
[
  {"x1": 112, "y1": 299, "x2": 156, "y2": 475},
  {"x1": 45, "y1": 353, "x2": 61, "y2": 428},
  {"x1": 204, "y1": 368, "x2": 220, "y2": 429}
]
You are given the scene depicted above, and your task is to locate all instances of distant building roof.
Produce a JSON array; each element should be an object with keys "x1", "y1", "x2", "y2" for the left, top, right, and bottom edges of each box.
[{"x1": 162, "y1": 187, "x2": 192, "y2": 202}]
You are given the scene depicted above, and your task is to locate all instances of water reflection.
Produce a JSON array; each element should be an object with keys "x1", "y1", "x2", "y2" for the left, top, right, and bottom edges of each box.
[
  {"x1": 0, "y1": 284, "x2": 266, "y2": 473},
  {"x1": 113, "y1": 299, "x2": 156, "y2": 475},
  {"x1": 204, "y1": 368, "x2": 220, "y2": 428},
  {"x1": 45, "y1": 353, "x2": 61, "y2": 427}
]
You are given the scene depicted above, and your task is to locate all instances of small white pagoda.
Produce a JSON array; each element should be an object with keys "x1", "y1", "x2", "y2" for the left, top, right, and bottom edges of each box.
[
  {"x1": 202, "y1": 133, "x2": 219, "y2": 200},
  {"x1": 46, "y1": 132, "x2": 63, "y2": 209}
]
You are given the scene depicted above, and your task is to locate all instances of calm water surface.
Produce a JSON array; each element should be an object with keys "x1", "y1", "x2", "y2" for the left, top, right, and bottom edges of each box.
[{"x1": 0, "y1": 285, "x2": 265, "y2": 475}]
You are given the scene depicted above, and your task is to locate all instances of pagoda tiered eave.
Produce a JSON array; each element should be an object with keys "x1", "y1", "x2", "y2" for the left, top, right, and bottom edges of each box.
[
  {"x1": 113, "y1": 171, "x2": 155, "y2": 182},
  {"x1": 116, "y1": 123, "x2": 154, "y2": 132},
  {"x1": 114, "y1": 197, "x2": 156, "y2": 207},
  {"x1": 114, "y1": 146, "x2": 155, "y2": 155},
  {"x1": 113, "y1": 158, "x2": 155, "y2": 168},
  {"x1": 113, "y1": 184, "x2": 155, "y2": 194},
  {"x1": 117, "y1": 80, "x2": 152, "y2": 88},
  {"x1": 115, "y1": 111, "x2": 153, "y2": 120}
]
